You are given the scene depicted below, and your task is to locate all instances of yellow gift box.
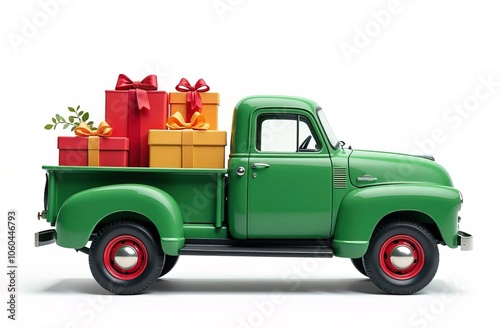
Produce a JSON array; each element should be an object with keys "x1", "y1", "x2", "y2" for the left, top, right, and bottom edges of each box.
[
  {"x1": 149, "y1": 129, "x2": 227, "y2": 168},
  {"x1": 169, "y1": 92, "x2": 220, "y2": 130}
]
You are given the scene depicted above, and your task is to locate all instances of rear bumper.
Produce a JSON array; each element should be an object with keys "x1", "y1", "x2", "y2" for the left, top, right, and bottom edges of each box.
[
  {"x1": 457, "y1": 231, "x2": 473, "y2": 251},
  {"x1": 35, "y1": 229, "x2": 56, "y2": 247}
]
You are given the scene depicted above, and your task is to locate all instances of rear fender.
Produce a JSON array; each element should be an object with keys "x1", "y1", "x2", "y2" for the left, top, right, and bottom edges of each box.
[{"x1": 55, "y1": 184, "x2": 184, "y2": 255}]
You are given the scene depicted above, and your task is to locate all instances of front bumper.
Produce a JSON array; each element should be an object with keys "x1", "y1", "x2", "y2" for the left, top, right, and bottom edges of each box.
[
  {"x1": 458, "y1": 231, "x2": 473, "y2": 251},
  {"x1": 35, "y1": 229, "x2": 56, "y2": 247}
]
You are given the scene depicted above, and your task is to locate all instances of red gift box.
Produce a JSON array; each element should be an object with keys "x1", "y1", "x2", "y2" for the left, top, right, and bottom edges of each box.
[
  {"x1": 58, "y1": 136, "x2": 129, "y2": 166},
  {"x1": 105, "y1": 74, "x2": 168, "y2": 167}
]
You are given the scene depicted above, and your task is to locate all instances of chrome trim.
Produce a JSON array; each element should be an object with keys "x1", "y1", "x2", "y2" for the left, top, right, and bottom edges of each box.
[
  {"x1": 357, "y1": 174, "x2": 377, "y2": 182},
  {"x1": 334, "y1": 167, "x2": 347, "y2": 189},
  {"x1": 37, "y1": 210, "x2": 47, "y2": 220},
  {"x1": 251, "y1": 163, "x2": 270, "y2": 169},
  {"x1": 458, "y1": 231, "x2": 473, "y2": 251},
  {"x1": 114, "y1": 246, "x2": 139, "y2": 270},
  {"x1": 35, "y1": 229, "x2": 56, "y2": 247},
  {"x1": 390, "y1": 246, "x2": 415, "y2": 269},
  {"x1": 236, "y1": 167, "x2": 245, "y2": 176}
]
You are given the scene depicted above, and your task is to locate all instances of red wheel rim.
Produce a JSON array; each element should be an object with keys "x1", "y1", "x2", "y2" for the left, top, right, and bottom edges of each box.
[
  {"x1": 379, "y1": 234, "x2": 424, "y2": 280},
  {"x1": 103, "y1": 235, "x2": 148, "y2": 280}
]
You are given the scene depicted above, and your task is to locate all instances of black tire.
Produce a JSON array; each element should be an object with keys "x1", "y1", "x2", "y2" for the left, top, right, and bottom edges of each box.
[
  {"x1": 89, "y1": 220, "x2": 165, "y2": 295},
  {"x1": 158, "y1": 255, "x2": 179, "y2": 278},
  {"x1": 363, "y1": 220, "x2": 439, "y2": 295},
  {"x1": 351, "y1": 258, "x2": 368, "y2": 277}
]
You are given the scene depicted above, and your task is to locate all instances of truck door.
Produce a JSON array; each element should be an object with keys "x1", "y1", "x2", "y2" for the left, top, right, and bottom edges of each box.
[{"x1": 247, "y1": 111, "x2": 333, "y2": 238}]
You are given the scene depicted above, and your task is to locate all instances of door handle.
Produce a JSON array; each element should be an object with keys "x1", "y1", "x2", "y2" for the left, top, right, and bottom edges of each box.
[{"x1": 251, "y1": 163, "x2": 270, "y2": 169}]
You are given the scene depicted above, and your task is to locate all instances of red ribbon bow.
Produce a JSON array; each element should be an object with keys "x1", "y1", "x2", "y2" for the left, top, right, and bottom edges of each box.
[
  {"x1": 175, "y1": 78, "x2": 210, "y2": 115},
  {"x1": 115, "y1": 74, "x2": 158, "y2": 110}
]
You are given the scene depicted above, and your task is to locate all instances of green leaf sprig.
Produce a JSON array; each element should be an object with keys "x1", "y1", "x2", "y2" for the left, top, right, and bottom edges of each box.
[{"x1": 44, "y1": 106, "x2": 96, "y2": 132}]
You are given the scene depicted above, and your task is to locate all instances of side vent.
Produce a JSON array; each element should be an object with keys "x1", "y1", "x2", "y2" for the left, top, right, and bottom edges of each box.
[{"x1": 334, "y1": 167, "x2": 347, "y2": 189}]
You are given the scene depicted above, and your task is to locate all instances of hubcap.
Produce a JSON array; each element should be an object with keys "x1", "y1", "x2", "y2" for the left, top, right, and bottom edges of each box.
[
  {"x1": 379, "y1": 234, "x2": 425, "y2": 280},
  {"x1": 390, "y1": 245, "x2": 414, "y2": 269},
  {"x1": 114, "y1": 246, "x2": 138, "y2": 270},
  {"x1": 103, "y1": 235, "x2": 148, "y2": 280}
]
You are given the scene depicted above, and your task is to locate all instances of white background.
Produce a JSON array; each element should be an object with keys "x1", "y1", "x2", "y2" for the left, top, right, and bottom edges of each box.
[{"x1": 1, "y1": 0, "x2": 498, "y2": 327}]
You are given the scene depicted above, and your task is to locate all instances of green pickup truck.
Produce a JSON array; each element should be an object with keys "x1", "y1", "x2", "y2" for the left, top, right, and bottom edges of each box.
[{"x1": 36, "y1": 95, "x2": 472, "y2": 295}]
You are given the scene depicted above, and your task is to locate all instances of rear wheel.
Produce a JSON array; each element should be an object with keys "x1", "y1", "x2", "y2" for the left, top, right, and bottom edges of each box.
[
  {"x1": 89, "y1": 220, "x2": 165, "y2": 295},
  {"x1": 363, "y1": 220, "x2": 439, "y2": 295}
]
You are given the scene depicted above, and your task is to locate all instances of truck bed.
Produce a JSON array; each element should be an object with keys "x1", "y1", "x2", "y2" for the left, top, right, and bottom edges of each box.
[{"x1": 43, "y1": 166, "x2": 227, "y2": 228}]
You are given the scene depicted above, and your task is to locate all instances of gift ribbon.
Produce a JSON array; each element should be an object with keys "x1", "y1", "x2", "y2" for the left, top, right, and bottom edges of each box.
[
  {"x1": 115, "y1": 74, "x2": 158, "y2": 111},
  {"x1": 75, "y1": 121, "x2": 113, "y2": 137},
  {"x1": 175, "y1": 78, "x2": 210, "y2": 120},
  {"x1": 166, "y1": 111, "x2": 210, "y2": 130},
  {"x1": 75, "y1": 121, "x2": 113, "y2": 166}
]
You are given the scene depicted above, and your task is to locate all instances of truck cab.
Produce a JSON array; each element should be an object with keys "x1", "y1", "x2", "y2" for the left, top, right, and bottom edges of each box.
[
  {"x1": 36, "y1": 95, "x2": 472, "y2": 296},
  {"x1": 228, "y1": 96, "x2": 341, "y2": 240}
]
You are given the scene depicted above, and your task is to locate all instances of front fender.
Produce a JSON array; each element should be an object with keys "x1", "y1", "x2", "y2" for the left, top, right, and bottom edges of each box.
[
  {"x1": 56, "y1": 184, "x2": 185, "y2": 255},
  {"x1": 332, "y1": 184, "x2": 461, "y2": 258}
]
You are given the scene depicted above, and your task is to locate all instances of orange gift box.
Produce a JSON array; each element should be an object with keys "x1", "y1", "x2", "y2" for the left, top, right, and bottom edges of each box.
[
  {"x1": 148, "y1": 129, "x2": 226, "y2": 168},
  {"x1": 169, "y1": 92, "x2": 219, "y2": 130}
]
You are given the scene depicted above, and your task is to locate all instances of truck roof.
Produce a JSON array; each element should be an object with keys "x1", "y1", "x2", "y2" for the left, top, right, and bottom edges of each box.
[
  {"x1": 235, "y1": 95, "x2": 320, "y2": 114},
  {"x1": 231, "y1": 95, "x2": 320, "y2": 155}
]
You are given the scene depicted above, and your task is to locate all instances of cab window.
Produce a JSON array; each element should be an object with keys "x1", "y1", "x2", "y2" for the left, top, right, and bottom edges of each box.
[{"x1": 256, "y1": 114, "x2": 320, "y2": 152}]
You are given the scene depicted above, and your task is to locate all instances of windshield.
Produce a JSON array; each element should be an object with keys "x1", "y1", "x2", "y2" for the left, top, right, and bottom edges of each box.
[{"x1": 317, "y1": 107, "x2": 339, "y2": 148}]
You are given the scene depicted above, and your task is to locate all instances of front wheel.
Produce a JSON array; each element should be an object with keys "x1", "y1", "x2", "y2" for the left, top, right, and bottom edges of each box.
[
  {"x1": 89, "y1": 220, "x2": 165, "y2": 295},
  {"x1": 363, "y1": 220, "x2": 439, "y2": 295}
]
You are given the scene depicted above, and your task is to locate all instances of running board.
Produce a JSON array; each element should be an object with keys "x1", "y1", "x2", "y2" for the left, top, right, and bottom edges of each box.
[{"x1": 179, "y1": 240, "x2": 333, "y2": 258}]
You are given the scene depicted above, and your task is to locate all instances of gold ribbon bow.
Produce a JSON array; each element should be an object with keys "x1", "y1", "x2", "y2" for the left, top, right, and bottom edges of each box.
[
  {"x1": 167, "y1": 111, "x2": 210, "y2": 130},
  {"x1": 74, "y1": 121, "x2": 113, "y2": 166},
  {"x1": 74, "y1": 121, "x2": 113, "y2": 137}
]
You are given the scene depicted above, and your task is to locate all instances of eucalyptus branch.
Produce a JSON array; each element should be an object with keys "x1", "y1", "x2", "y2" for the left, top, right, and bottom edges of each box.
[{"x1": 44, "y1": 105, "x2": 96, "y2": 132}]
